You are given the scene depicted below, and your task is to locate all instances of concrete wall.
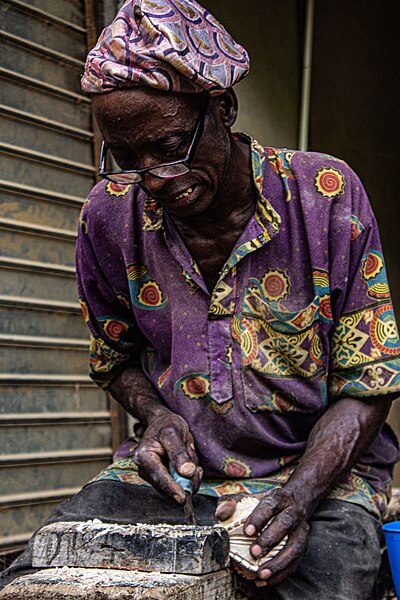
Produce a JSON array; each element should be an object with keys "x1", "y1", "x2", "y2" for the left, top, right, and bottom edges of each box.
[{"x1": 201, "y1": 0, "x2": 302, "y2": 148}]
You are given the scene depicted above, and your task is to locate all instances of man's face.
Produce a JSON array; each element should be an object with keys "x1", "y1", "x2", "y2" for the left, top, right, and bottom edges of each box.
[{"x1": 92, "y1": 87, "x2": 236, "y2": 218}]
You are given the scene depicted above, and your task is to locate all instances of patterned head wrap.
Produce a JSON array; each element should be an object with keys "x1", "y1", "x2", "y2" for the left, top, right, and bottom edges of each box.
[{"x1": 81, "y1": 0, "x2": 250, "y2": 96}]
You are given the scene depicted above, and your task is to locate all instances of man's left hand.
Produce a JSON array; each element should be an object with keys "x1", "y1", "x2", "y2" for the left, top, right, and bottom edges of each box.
[{"x1": 216, "y1": 488, "x2": 309, "y2": 586}]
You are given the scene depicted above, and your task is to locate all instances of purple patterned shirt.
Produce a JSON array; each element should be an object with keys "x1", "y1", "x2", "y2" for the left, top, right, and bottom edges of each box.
[{"x1": 77, "y1": 136, "x2": 400, "y2": 516}]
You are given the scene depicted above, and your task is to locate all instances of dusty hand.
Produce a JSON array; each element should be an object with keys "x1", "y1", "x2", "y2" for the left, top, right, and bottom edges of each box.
[
  {"x1": 216, "y1": 488, "x2": 309, "y2": 586},
  {"x1": 133, "y1": 409, "x2": 202, "y2": 504}
]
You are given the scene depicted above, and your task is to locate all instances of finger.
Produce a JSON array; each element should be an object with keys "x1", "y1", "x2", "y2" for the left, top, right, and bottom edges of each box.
[
  {"x1": 215, "y1": 497, "x2": 237, "y2": 521},
  {"x1": 191, "y1": 465, "x2": 203, "y2": 494},
  {"x1": 250, "y1": 508, "x2": 298, "y2": 558},
  {"x1": 161, "y1": 426, "x2": 197, "y2": 477},
  {"x1": 186, "y1": 438, "x2": 200, "y2": 469},
  {"x1": 135, "y1": 448, "x2": 186, "y2": 504},
  {"x1": 244, "y1": 493, "x2": 280, "y2": 536},
  {"x1": 256, "y1": 522, "x2": 309, "y2": 585},
  {"x1": 215, "y1": 492, "x2": 248, "y2": 521}
]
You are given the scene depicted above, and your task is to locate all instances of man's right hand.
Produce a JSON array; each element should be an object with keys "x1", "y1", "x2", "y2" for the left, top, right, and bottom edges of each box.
[
  {"x1": 108, "y1": 367, "x2": 203, "y2": 505},
  {"x1": 132, "y1": 409, "x2": 203, "y2": 504}
]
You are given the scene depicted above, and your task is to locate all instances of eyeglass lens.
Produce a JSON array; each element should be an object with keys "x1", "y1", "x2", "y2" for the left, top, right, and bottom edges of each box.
[{"x1": 105, "y1": 161, "x2": 191, "y2": 184}]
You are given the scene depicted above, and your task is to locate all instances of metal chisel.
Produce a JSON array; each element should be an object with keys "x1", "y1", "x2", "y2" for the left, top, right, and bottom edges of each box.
[{"x1": 169, "y1": 462, "x2": 196, "y2": 525}]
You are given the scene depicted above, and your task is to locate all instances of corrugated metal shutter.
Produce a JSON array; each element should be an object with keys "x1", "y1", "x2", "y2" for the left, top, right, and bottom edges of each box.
[{"x1": 0, "y1": 0, "x2": 115, "y2": 554}]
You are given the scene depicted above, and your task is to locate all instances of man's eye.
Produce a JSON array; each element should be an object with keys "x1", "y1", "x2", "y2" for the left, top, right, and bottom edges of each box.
[
  {"x1": 112, "y1": 151, "x2": 139, "y2": 170},
  {"x1": 158, "y1": 138, "x2": 187, "y2": 156}
]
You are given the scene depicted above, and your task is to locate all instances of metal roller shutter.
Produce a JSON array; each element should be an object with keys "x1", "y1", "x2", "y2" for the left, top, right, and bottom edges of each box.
[{"x1": 0, "y1": 0, "x2": 116, "y2": 556}]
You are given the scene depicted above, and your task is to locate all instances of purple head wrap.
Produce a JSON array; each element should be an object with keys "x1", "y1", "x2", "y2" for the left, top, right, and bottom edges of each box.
[{"x1": 81, "y1": 0, "x2": 250, "y2": 96}]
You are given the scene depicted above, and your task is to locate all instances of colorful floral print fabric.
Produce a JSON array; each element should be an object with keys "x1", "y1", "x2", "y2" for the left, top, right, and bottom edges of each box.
[
  {"x1": 76, "y1": 134, "x2": 400, "y2": 517},
  {"x1": 91, "y1": 454, "x2": 388, "y2": 518}
]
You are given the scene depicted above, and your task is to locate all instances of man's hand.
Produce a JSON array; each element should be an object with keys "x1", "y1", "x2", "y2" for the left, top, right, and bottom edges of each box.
[
  {"x1": 108, "y1": 366, "x2": 203, "y2": 504},
  {"x1": 216, "y1": 489, "x2": 309, "y2": 586},
  {"x1": 133, "y1": 409, "x2": 203, "y2": 504},
  {"x1": 215, "y1": 395, "x2": 392, "y2": 587}
]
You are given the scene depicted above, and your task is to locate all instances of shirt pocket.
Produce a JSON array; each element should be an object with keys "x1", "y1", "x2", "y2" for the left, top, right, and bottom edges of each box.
[{"x1": 239, "y1": 293, "x2": 326, "y2": 413}]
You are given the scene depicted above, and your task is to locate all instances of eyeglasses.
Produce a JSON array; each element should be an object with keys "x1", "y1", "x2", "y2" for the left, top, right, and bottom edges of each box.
[{"x1": 98, "y1": 96, "x2": 209, "y2": 185}]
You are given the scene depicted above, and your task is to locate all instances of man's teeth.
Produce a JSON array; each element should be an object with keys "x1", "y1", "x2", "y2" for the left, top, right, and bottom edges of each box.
[{"x1": 174, "y1": 187, "x2": 193, "y2": 200}]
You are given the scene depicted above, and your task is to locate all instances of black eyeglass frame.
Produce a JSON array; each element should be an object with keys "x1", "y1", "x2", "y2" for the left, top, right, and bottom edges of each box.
[{"x1": 98, "y1": 95, "x2": 209, "y2": 184}]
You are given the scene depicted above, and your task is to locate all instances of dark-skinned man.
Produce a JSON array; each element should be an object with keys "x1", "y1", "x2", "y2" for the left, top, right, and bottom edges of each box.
[{"x1": 1, "y1": 1, "x2": 399, "y2": 598}]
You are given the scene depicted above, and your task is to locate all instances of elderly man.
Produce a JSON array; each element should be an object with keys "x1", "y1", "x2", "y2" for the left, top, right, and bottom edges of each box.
[{"x1": 1, "y1": 1, "x2": 400, "y2": 598}]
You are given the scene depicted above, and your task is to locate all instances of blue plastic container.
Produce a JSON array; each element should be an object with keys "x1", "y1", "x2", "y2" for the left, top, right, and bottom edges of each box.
[{"x1": 383, "y1": 521, "x2": 400, "y2": 597}]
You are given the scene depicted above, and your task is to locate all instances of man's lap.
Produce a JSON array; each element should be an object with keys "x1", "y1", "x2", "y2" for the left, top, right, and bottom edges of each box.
[
  {"x1": 0, "y1": 480, "x2": 382, "y2": 599},
  {"x1": 265, "y1": 499, "x2": 382, "y2": 600}
]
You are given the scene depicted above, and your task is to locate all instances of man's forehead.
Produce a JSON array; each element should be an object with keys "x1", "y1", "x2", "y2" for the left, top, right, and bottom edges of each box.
[{"x1": 92, "y1": 88, "x2": 200, "y2": 124}]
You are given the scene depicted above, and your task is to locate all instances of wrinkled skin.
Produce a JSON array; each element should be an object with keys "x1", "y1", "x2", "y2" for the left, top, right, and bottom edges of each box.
[
  {"x1": 133, "y1": 410, "x2": 203, "y2": 503},
  {"x1": 97, "y1": 87, "x2": 394, "y2": 587},
  {"x1": 215, "y1": 488, "x2": 309, "y2": 586}
]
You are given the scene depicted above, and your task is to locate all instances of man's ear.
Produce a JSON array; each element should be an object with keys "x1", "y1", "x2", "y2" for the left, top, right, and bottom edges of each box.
[{"x1": 213, "y1": 88, "x2": 238, "y2": 128}]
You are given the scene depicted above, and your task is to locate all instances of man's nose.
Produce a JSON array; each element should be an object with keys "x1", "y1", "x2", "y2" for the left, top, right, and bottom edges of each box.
[{"x1": 141, "y1": 170, "x2": 167, "y2": 196}]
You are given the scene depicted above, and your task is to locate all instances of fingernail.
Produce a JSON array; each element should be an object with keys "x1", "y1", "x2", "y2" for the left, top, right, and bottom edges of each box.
[
  {"x1": 245, "y1": 524, "x2": 256, "y2": 536},
  {"x1": 259, "y1": 569, "x2": 272, "y2": 580},
  {"x1": 173, "y1": 494, "x2": 185, "y2": 505},
  {"x1": 181, "y1": 462, "x2": 195, "y2": 477},
  {"x1": 256, "y1": 581, "x2": 268, "y2": 587},
  {"x1": 251, "y1": 544, "x2": 262, "y2": 557}
]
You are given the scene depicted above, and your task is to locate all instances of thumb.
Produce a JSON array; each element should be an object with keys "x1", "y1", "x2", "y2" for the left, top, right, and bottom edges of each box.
[{"x1": 215, "y1": 496, "x2": 238, "y2": 521}]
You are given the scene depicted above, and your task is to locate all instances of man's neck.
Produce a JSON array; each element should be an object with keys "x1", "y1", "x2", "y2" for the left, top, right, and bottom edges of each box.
[{"x1": 169, "y1": 137, "x2": 258, "y2": 291}]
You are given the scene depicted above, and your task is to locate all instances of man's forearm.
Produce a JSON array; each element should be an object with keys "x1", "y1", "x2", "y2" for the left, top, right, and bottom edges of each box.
[
  {"x1": 108, "y1": 365, "x2": 170, "y2": 426},
  {"x1": 283, "y1": 396, "x2": 392, "y2": 518}
]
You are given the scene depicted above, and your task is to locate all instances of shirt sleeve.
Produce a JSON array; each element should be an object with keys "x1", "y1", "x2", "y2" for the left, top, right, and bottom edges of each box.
[
  {"x1": 328, "y1": 169, "x2": 400, "y2": 399},
  {"x1": 76, "y1": 195, "x2": 145, "y2": 389}
]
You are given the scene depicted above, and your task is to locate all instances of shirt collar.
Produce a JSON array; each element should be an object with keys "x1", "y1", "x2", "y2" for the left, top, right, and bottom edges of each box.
[
  {"x1": 215, "y1": 134, "x2": 281, "y2": 280},
  {"x1": 246, "y1": 133, "x2": 281, "y2": 240}
]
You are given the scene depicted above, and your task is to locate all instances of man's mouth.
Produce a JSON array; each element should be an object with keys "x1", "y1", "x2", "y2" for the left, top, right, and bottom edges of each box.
[
  {"x1": 173, "y1": 187, "x2": 193, "y2": 201},
  {"x1": 163, "y1": 185, "x2": 199, "y2": 209},
  {"x1": 145, "y1": 182, "x2": 202, "y2": 212}
]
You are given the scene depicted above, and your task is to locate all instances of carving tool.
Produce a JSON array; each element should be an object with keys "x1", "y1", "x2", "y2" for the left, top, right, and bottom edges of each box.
[{"x1": 169, "y1": 462, "x2": 196, "y2": 525}]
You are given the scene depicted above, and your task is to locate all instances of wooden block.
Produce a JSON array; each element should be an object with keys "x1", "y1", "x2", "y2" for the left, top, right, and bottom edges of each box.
[
  {"x1": 0, "y1": 567, "x2": 249, "y2": 599},
  {"x1": 32, "y1": 521, "x2": 230, "y2": 575}
]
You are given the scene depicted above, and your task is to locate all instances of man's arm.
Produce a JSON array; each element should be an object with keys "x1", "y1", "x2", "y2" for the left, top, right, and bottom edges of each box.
[
  {"x1": 217, "y1": 394, "x2": 392, "y2": 586},
  {"x1": 108, "y1": 365, "x2": 203, "y2": 504}
]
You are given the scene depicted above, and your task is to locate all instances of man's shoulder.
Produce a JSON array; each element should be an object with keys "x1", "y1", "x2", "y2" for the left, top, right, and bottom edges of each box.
[
  {"x1": 265, "y1": 146, "x2": 362, "y2": 201},
  {"x1": 79, "y1": 180, "x2": 143, "y2": 241},
  {"x1": 291, "y1": 149, "x2": 352, "y2": 173},
  {"x1": 266, "y1": 146, "x2": 353, "y2": 175},
  {"x1": 81, "y1": 180, "x2": 142, "y2": 223},
  {"x1": 84, "y1": 180, "x2": 139, "y2": 211}
]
